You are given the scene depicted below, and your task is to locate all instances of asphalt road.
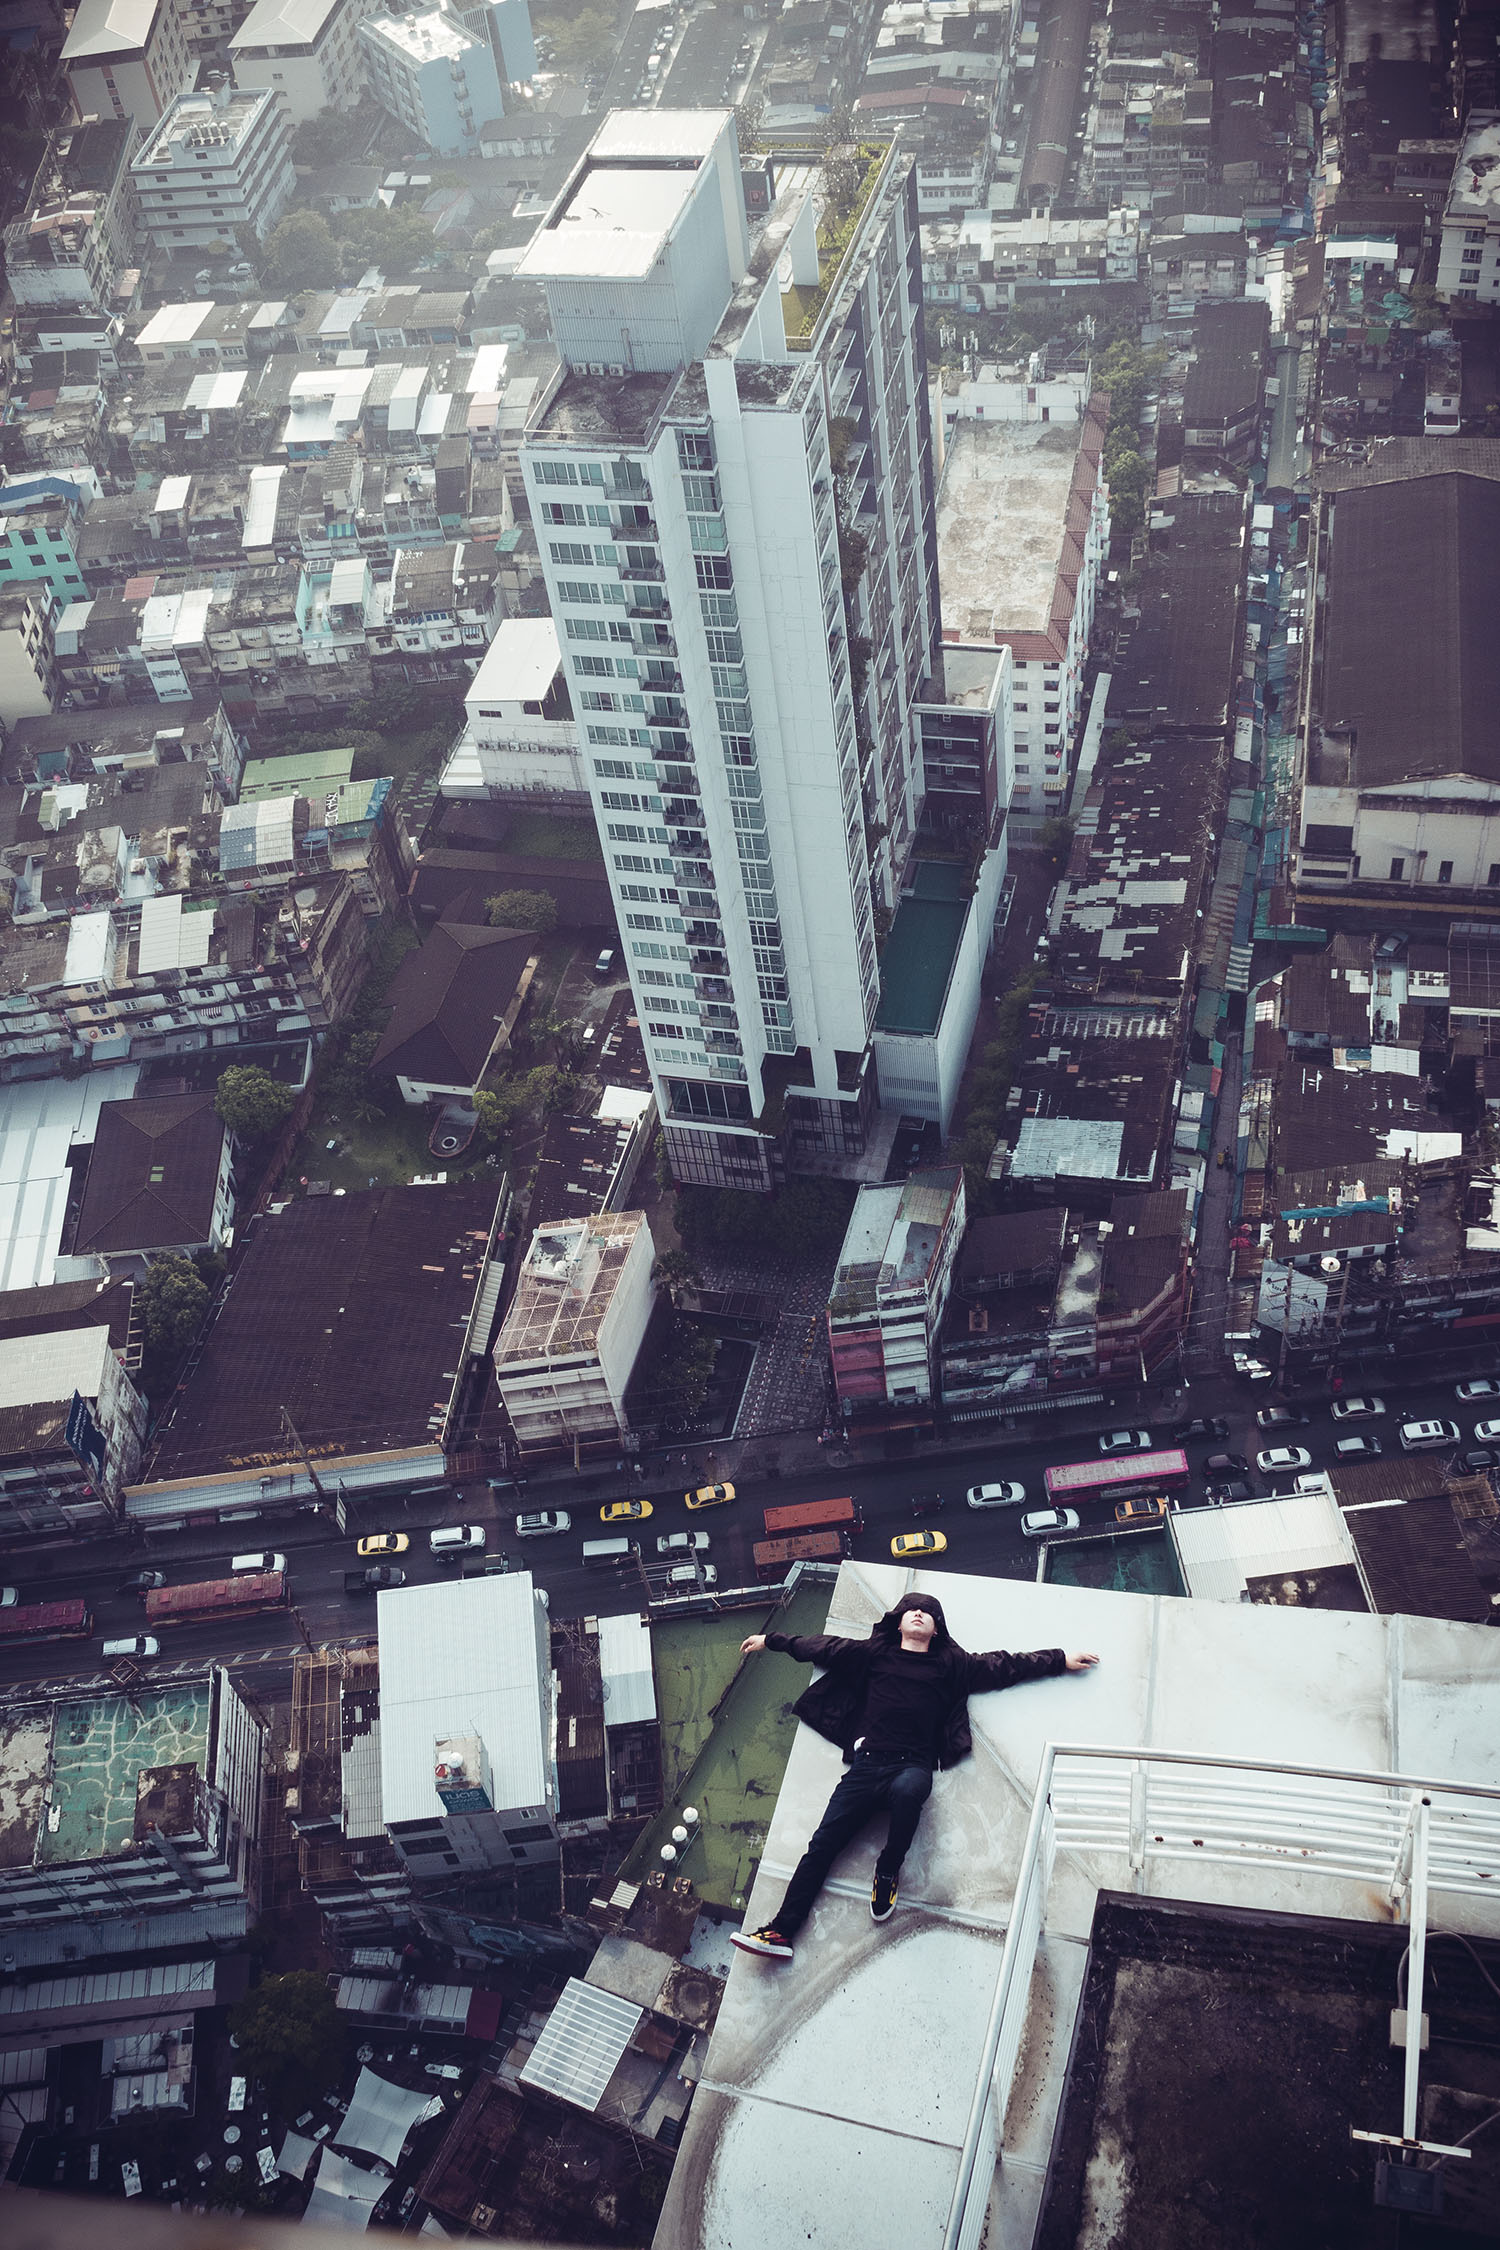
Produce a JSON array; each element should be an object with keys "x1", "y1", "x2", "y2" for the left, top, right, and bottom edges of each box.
[{"x1": 1, "y1": 1367, "x2": 1493, "y2": 1692}]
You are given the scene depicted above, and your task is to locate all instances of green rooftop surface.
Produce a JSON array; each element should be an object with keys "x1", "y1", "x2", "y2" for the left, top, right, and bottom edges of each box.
[
  {"x1": 1042, "y1": 1530, "x2": 1185, "y2": 1598},
  {"x1": 626, "y1": 1578, "x2": 832, "y2": 1910},
  {"x1": 240, "y1": 745, "x2": 356, "y2": 802},
  {"x1": 875, "y1": 862, "x2": 969, "y2": 1035},
  {"x1": 38, "y1": 1684, "x2": 212, "y2": 1865}
]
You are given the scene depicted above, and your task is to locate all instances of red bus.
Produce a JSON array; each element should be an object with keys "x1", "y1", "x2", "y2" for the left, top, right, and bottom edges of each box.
[
  {"x1": 762, "y1": 1496, "x2": 861, "y2": 1537},
  {"x1": 0, "y1": 1598, "x2": 93, "y2": 1641},
  {"x1": 1043, "y1": 1449, "x2": 1190, "y2": 1505},
  {"x1": 753, "y1": 1531, "x2": 846, "y2": 1578},
  {"x1": 145, "y1": 1571, "x2": 287, "y2": 1626}
]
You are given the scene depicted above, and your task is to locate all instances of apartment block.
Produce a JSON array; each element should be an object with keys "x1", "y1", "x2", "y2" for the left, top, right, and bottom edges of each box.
[
  {"x1": 0, "y1": 588, "x2": 59, "y2": 726},
  {"x1": 2, "y1": 118, "x2": 140, "y2": 314},
  {"x1": 518, "y1": 113, "x2": 946, "y2": 1191},
  {"x1": 130, "y1": 86, "x2": 296, "y2": 249},
  {"x1": 0, "y1": 475, "x2": 92, "y2": 602},
  {"x1": 826, "y1": 1165, "x2": 965, "y2": 1420},
  {"x1": 62, "y1": 0, "x2": 195, "y2": 128},
  {"x1": 358, "y1": 2, "x2": 505, "y2": 158},
  {"x1": 229, "y1": 0, "x2": 379, "y2": 123},
  {"x1": 493, "y1": 1208, "x2": 656, "y2": 1460},
  {"x1": 1436, "y1": 115, "x2": 1500, "y2": 304}
]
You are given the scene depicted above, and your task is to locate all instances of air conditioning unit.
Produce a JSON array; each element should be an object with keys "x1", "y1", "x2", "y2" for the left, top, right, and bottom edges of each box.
[{"x1": 605, "y1": 363, "x2": 626, "y2": 377}]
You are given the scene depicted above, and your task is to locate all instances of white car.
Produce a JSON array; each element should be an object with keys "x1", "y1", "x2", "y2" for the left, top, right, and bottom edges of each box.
[
  {"x1": 1457, "y1": 1378, "x2": 1500, "y2": 1403},
  {"x1": 515, "y1": 1510, "x2": 571, "y2": 1537},
  {"x1": 1255, "y1": 1446, "x2": 1312, "y2": 1474},
  {"x1": 665, "y1": 1563, "x2": 718, "y2": 1588},
  {"x1": 1474, "y1": 1419, "x2": 1500, "y2": 1444},
  {"x1": 1330, "y1": 1396, "x2": 1385, "y2": 1421},
  {"x1": 657, "y1": 1530, "x2": 711, "y2": 1554},
  {"x1": 230, "y1": 1550, "x2": 286, "y2": 1574},
  {"x1": 966, "y1": 1481, "x2": 1026, "y2": 1509},
  {"x1": 1098, "y1": 1430, "x2": 1151, "y2": 1455},
  {"x1": 102, "y1": 1635, "x2": 160, "y2": 1659},
  {"x1": 1021, "y1": 1507, "x2": 1080, "y2": 1537}
]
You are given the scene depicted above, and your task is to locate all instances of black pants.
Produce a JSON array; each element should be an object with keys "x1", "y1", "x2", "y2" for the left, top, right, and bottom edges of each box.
[{"x1": 773, "y1": 1749, "x2": 934, "y2": 1937}]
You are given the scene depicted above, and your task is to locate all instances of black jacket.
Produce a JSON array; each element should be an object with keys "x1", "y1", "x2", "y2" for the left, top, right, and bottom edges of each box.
[{"x1": 763, "y1": 1627, "x2": 1067, "y2": 1770}]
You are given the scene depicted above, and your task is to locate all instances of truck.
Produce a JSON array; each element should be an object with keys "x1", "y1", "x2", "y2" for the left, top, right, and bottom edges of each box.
[
  {"x1": 344, "y1": 1566, "x2": 407, "y2": 1594},
  {"x1": 753, "y1": 1531, "x2": 846, "y2": 1577},
  {"x1": 0, "y1": 1597, "x2": 93, "y2": 1641},
  {"x1": 144, "y1": 1571, "x2": 287, "y2": 1626},
  {"x1": 761, "y1": 1495, "x2": 861, "y2": 1537}
]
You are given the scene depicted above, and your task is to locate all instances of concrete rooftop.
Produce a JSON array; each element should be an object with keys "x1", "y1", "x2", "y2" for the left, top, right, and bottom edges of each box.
[{"x1": 936, "y1": 418, "x2": 1086, "y2": 641}]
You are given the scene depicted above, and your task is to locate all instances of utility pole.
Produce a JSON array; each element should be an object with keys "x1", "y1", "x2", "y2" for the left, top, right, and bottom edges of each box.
[{"x1": 280, "y1": 1405, "x2": 325, "y2": 1500}]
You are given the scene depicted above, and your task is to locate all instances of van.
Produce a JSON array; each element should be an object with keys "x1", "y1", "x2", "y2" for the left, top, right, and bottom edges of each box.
[
  {"x1": 102, "y1": 1636, "x2": 160, "y2": 1659},
  {"x1": 231, "y1": 1550, "x2": 286, "y2": 1575},
  {"x1": 1399, "y1": 1418, "x2": 1459, "y2": 1453},
  {"x1": 582, "y1": 1536, "x2": 638, "y2": 1566},
  {"x1": 429, "y1": 1524, "x2": 485, "y2": 1559}
]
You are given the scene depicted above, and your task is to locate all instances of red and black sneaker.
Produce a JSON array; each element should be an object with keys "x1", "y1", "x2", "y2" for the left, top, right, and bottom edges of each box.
[{"x1": 730, "y1": 1924, "x2": 795, "y2": 1960}]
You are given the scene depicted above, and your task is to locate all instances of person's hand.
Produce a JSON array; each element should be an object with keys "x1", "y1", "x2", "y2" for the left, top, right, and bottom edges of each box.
[
  {"x1": 1065, "y1": 1652, "x2": 1100, "y2": 1672},
  {"x1": 740, "y1": 1633, "x2": 767, "y2": 1656}
]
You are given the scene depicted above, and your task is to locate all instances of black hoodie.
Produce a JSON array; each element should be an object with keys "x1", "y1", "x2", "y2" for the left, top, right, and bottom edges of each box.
[{"x1": 763, "y1": 1593, "x2": 1066, "y2": 1771}]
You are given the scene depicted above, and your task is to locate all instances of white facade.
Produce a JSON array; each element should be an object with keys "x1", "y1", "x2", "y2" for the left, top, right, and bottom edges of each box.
[
  {"x1": 62, "y1": 0, "x2": 195, "y2": 127},
  {"x1": 131, "y1": 88, "x2": 296, "y2": 249},
  {"x1": 230, "y1": 0, "x2": 380, "y2": 124},
  {"x1": 519, "y1": 113, "x2": 941, "y2": 1189},
  {"x1": 0, "y1": 1323, "x2": 148, "y2": 1502},
  {"x1": 1300, "y1": 773, "x2": 1500, "y2": 895},
  {"x1": 440, "y1": 616, "x2": 587, "y2": 800},
  {"x1": 1436, "y1": 116, "x2": 1500, "y2": 305},
  {"x1": 492, "y1": 1208, "x2": 655, "y2": 1457},
  {"x1": 0, "y1": 592, "x2": 58, "y2": 727},
  {"x1": 357, "y1": 3, "x2": 504, "y2": 158},
  {"x1": 376, "y1": 1573, "x2": 559, "y2": 1873}
]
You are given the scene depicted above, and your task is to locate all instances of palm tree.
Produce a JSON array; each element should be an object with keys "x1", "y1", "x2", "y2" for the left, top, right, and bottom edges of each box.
[{"x1": 651, "y1": 1251, "x2": 702, "y2": 1310}]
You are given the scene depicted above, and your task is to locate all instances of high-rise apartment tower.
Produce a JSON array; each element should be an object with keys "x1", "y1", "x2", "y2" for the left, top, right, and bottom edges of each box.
[{"x1": 518, "y1": 113, "x2": 946, "y2": 1189}]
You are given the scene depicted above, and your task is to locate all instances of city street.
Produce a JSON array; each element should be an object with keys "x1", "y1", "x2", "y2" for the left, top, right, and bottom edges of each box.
[{"x1": 2, "y1": 1363, "x2": 1492, "y2": 1693}]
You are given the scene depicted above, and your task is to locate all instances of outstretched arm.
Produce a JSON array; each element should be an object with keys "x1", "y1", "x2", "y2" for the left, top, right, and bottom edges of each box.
[
  {"x1": 962, "y1": 1647, "x2": 1100, "y2": 1692},
  {"x1": 740, "y1": 1631, "x2": 863, "y2": 1664}
]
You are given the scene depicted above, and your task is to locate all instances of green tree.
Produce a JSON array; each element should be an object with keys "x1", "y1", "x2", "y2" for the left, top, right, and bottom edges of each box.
[
  {"x1": 216, "y1": 1065, "x2": 297, "y2": 1139},
  {"x1": 736, "y1": 91, "x2": 766, "y2": 151},
  {"x1": 137, "y1": 1255, "x2": 211, "y2": 1358},
  {"x1": 1104, "y1": 446, "x2": 1147, "y2": 534},
  {"x1": 547, "y1": 6, "x2": 613, "y2": 70},
  {"x1": 291, "y1": 106, "x2": 362, "y2": 168},
  {"x1": 651, "y1": 1250, "x2": 702, "y2": 1307},
  {"x1": 486, "y1": 888, "x2": 558, "y2": 934},
  {"x1": 263, "y1": 208, "x2": 340, "y2": 290},
  {"x1": 648, "y1": 1315, "x2": 719, "y2": 1420},
  {"x1": 228, "y1": 1972, "x2": 348, "y2": 2112},
  {"x1": 334, "y1": 201, "x2": 441, "y2": 272}
]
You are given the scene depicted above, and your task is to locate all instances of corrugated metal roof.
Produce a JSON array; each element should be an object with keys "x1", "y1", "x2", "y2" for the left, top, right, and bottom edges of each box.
[
  {"x1": 0, "y1": 1957, "x2": 216, "y2": 2019},
  {"x1": 597, "y1": 1612, "x2": 656, "y2": 1727},
  {"x1": 375, "y1": 1575, "x2": 549, "y2": 1825},
  {"x1": 519, "y1": 1978, "x2": 642, "y2": 2112},
  {"x1": 1170, "y1": 1493, "x2": 1357, "y2": 1603}
]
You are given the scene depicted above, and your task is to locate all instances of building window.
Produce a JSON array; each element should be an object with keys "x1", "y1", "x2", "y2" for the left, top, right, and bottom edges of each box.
[
  {"x1": 1438, "y1": 860, "x2": 1454, "y2": 883},
  {"x1": 1389, "y1": 858, "x2": 1405, "y2": 881}
]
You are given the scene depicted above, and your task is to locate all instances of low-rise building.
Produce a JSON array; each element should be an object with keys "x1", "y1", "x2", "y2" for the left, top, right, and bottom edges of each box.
[
  {"x1": 2, "y1": 118, "x2": 140, "y2": 314},
  {"x1": 1436, "y1": 114, "x2": 1500, "y2": 305},
  {"x1": 70, "y1": 1090, "x2": 233, "y2": 1275},
  {"x1": 923, "y1": 208, "x2": 1141, "y2": 313},
  {"x1": 61, "y1": 0, "x2": 195, "y2": 128},
  {"x1": 367, "y1": 912, "x2": 538, "y2": 1104},
  {"x1": 493, "y1": 1209, "x2": 656, "y2": 1461},
  {"x1": 439, "y1": 616, "x2": 585, "y2": 803},
  {"x1": 0, "y1": 1322, "x2": 148, "y2": 1533},
  {"x1": 1182, "y1": 298, "x2": 1271, "y2": 462},
  {"x1": 377, "y1": 1573, "x2": 559, "y2": 1880},
  {"x1": 0, "y1": 587, "x2": 58, "y2": 726},
  {"x1": 0, "y1": 473, "x2": 93, "y2": 603},
  {"x1": 130, "y1": 86, "x2": 296, "y2": 251},
  {"x1": 827, "y1": 1167, "x2": 966, "y2": 1421}
]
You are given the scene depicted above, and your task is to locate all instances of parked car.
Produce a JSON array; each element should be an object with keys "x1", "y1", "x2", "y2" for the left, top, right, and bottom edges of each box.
[
  {"x1": 429, "y1": 1524, "x2": 485, "y2": 1559},
  {"x1": 515, "y1": 1510, "x2": 571, "y2": 1537},
  {"x1": 1334, "y1": 1435, "x2": 1382, "y2": 1459},
  {"x1": 601, "y1": 1499, "x2": 652, "y2": 1522},
  {"x1": 592, "y1": 946, "x2": 618, "y2": 980},
  {"x1": 1399, "y1": 1418, "x2": 1459, "y2": 1452},
  {"x1": 1233, "y1": 1355, "x2": 1273, "y2": 1382},
  {"x1": 1204, "y1": 1452, "x2": 1250, "y2": 1476},
  {"x1": 1206, "y1": 1481, "x2": 1254, "y2": 1504},
  {"x1": 1020, "y1": 1508, "x2": 1080, "y2": 1538},
  {"x1": 0, "y1": 1586, "x2": 16, "y2": 1608},
  {"x1": 908, "y1": 1493, "x2": 945, "y2": 1518},
  {"x1": 891, "y1": 1530, "x2": 947, "y2": 1558},
  {"x1": 356, "y1": 1533, "x2": 409, "y2": 1558},
  {"x1": 1098, "y1": 1429, "x2": 1151, "y2": 1454},
  {"x1": 1456, "y1": 1378, "x2": 1500, "y2": 1402},
  {"x1": 1330, "y1": 1396, "x2": 1385, "y2": 1421},
  {"x1": 231, "y1": 1550, "x2": 286, "y2": 1574},
  {"x1": 1474, "y1": 1419, "x2": 1500, "y2": 1444},
  {"x1": 102, "y1": 1636, "x2": 160, "y2": 1659},
  {"x1": 1173, "y1": 1417, "x2": 1228, "y2": 1442},
  {"x1": 686, "y1": 1482, "x2": 735, "y2": 1510},
  {"x1": 966, "y1": 1481, "x2": 1026, "y2": 1508},
  {"x1": 657, "y1": 1531, "x2": 711, "y2": 1554},
  {"x1": 1256, "y1": 1446, "x2": 1312, "y2": 1474},
  {"x1": 1115, "y1": 1496, "x2": 1171, "y2": 1523},
  {"x1": 344, "y1": 1566, "x2": 406, "y2": 1593},
  {"x1": 665, "y1": 1563, "x2": 719, "y2": 1588},
  {"x1": 1459, "y1": 1448, "x2": 1500, "y2": 1473},
  {"x1": 1256, "y1": 1407, "x2": 1310, "y2": 1430}
]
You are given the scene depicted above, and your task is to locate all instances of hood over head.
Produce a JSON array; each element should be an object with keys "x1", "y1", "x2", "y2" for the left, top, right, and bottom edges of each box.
[{"x1": 874, "y1": 1590, "x2": 958, "y2": 1652}]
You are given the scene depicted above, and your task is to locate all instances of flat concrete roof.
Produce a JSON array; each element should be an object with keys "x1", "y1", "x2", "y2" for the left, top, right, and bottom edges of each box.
[
  {"x1": 937, "y1": 417, "x2": 1087, "y2": 642},
  {"x1": 657, "y1": 1557, "x2": 1500, "y2": 2250},
  {"x1": 466, "y1": 615, "x2": 561, "y2": 705},
  {"x1": 520, "y1": 164, "x2": 699, "y2": 282}
]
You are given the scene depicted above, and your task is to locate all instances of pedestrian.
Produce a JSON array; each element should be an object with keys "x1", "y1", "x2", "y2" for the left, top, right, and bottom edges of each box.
[{"x1": 729, "y1": 1594, "x2": 1099, "y2": 1960}]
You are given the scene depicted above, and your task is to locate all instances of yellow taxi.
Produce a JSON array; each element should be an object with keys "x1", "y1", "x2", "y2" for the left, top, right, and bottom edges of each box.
[
  {"x1": 600, "y1": 1499, "x2": 653, "y2": 1523},
  {"x1": 356, "y1": 1533, "x2": 410, "y2": 1558},
  {"x1": 891, "y1": 1530, "x2": 947, "y2": 1559},
  {"x1": 685, "y1": 1481, "x2": 735, "y2": 1510}
]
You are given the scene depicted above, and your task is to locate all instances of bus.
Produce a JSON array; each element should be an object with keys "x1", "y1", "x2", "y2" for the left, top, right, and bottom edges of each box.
[
  {"x1": 144, "y1": 1571, "x2": 287, "y2": 1627},
  {"x1": 0, "y1": 1598, "x2": 93, "y2": 1642},
  {"x1": 753, "y1": 1531, "x2": 846, "y2": 1578},
  {"x1": 1043, "y1": 1449, "x2": 1190, "y2": 1505},
  {"x1": 761, "y1": 1496, "x2": 862, "y2": 1537}
]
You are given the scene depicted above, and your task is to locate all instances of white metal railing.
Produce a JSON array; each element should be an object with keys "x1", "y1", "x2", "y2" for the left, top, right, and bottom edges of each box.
[{"x1": 941, "y1": 1744, "x2": 1500, "y2": 2250}]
